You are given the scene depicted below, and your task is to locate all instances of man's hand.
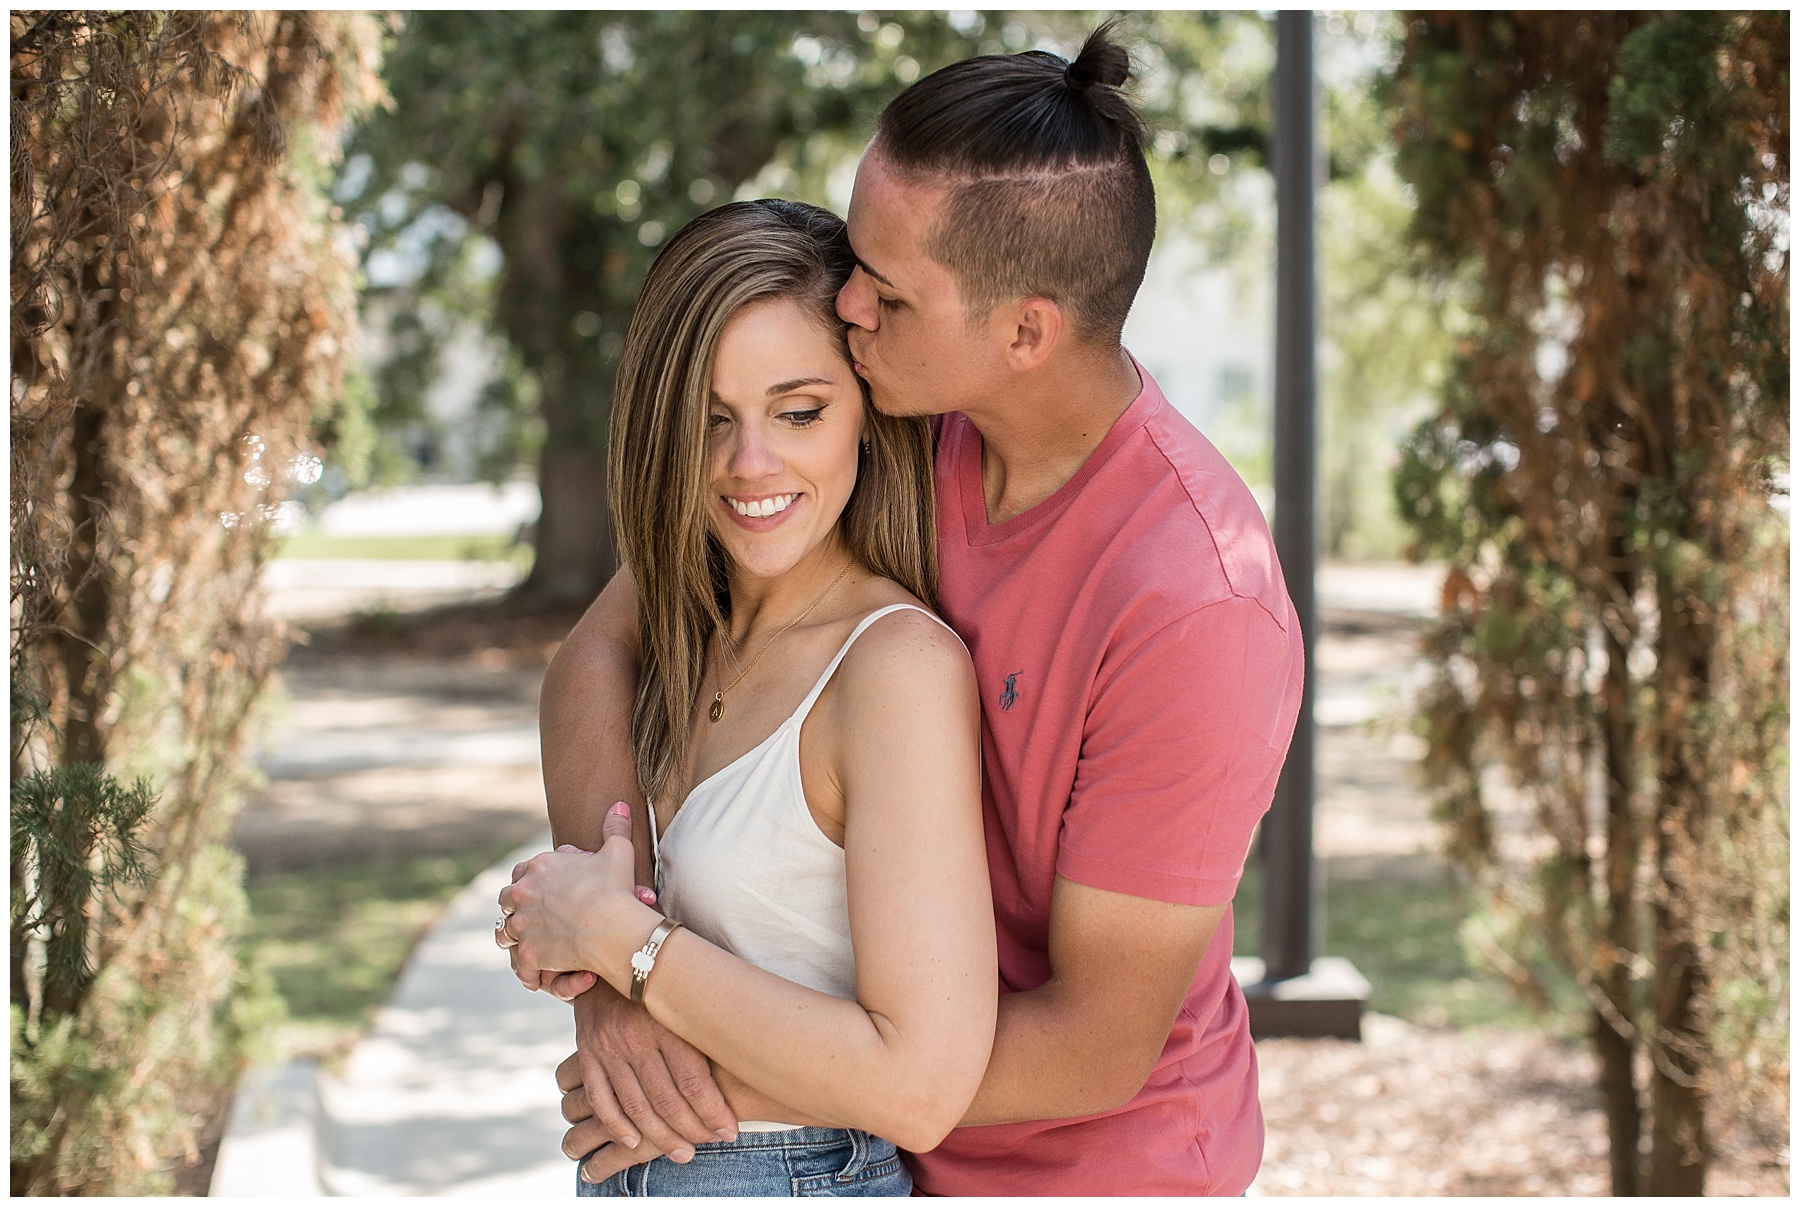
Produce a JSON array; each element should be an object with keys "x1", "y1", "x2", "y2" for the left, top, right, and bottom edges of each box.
[
  {"x1": 558, "y1": 1054, "x2": 664, "y2": 1185},
  {"x1": 563, "y1": 982, "x2": 738, "y2": 1165}
]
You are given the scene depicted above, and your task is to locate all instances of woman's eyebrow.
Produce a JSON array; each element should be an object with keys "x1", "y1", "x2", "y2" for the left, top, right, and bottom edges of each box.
[{"x1": 767, "y1": 377, "x2": 834, "y2": 396}]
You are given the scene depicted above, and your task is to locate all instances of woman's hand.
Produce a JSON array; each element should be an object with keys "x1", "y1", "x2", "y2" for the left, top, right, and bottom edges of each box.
[
  {"x1": 500, "y1": 801, "x2": 656, "y2": 992},
  {"x1": 538, "y1": 883, "x2": 660, "y2": 1002}
]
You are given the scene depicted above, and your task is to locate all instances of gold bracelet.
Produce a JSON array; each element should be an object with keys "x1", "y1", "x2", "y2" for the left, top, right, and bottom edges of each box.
[{"x1": 628, "y1": 917, "x2": 682, "y2": 1004}]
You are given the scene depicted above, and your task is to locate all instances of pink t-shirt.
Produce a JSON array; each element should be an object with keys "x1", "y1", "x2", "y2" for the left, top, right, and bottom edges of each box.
[{"x1": 908, "y1": 368, "x2": 1304, "y2": 1197}]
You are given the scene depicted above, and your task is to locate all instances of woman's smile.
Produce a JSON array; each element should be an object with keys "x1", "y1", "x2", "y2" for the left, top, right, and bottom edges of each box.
[{"x1": 723, "y1": 491, "x2": 801, "y2": 523}]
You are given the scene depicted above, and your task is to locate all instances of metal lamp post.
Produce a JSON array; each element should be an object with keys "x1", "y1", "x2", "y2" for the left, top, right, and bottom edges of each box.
[{"x1": 1235, "y1": 8, "x2": 1371, "y2": 1041}]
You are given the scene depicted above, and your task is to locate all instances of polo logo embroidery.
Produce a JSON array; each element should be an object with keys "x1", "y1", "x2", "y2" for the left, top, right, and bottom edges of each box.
[{"x1": 999, "y1": 670, "x2": 1023, "y2": 712}]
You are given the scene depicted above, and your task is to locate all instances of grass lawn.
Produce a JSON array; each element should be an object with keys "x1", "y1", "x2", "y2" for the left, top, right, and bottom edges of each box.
[
  {"x1": 275, "y1": 532, "x2": 532, "y2": 565},
  {"x1": 241, "y1": 841, "x2": 520, "y2": 1064},
  {"x1": 1232, "y1": 861, "x2": 1577, "y2": 1033},
  {"x1": 241, "y1": 841, "x2": 1574, "y2": 1067}
]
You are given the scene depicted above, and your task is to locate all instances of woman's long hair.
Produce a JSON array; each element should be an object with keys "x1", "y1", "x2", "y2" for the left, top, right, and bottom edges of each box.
[{"x1": 609, "y1": 199, "x2": 938, "y2": 804}]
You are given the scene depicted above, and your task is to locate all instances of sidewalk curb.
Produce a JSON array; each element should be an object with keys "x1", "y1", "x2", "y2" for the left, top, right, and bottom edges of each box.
[
  {"x1": 209, "y1": 1057, "x2": 328, "y2": 1196},
  {"x1": 212, "y1": 833, "x2": 575, "y2": 1196}
]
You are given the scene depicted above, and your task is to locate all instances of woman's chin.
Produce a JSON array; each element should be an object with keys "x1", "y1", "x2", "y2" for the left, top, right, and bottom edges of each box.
[
  {"x1": 728, "y1": 544, "x2": 817, "y2": 583},
  {"x1": 714, "y1": 511, "x2": 845, "y2": 584}
]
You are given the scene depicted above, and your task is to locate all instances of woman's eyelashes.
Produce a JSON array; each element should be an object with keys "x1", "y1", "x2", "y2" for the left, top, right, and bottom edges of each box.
[
  {"x1": 781, "y1": 406, "x2": 826, "y2": 427},
  {"x1": 707, "y1": 402, "x2": 829, "y2": 434}
]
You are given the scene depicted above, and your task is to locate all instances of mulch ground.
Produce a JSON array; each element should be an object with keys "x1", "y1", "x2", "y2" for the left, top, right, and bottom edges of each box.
[{"x1": 1255, "y1": 1013, "x2": 1788, "y2": 1196}]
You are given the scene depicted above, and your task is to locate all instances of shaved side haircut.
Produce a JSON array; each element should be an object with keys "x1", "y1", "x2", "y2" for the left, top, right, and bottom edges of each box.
[{"x1": 874, "y1": 21, "x2": 1155, "y2": 343}]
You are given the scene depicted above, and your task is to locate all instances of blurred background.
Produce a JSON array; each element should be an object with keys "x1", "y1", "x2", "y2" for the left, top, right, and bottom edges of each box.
[{"x1": 10, "y1": 9, "x2": 1787, "y2": 1197}]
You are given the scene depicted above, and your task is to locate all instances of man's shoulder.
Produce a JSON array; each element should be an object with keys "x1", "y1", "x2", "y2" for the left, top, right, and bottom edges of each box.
[{"x1": 1103, "y1": 400, "x2": 1290, "y2": 630}]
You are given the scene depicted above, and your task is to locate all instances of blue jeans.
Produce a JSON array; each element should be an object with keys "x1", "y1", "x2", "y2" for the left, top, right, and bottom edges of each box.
[{"x1": 575, "y1": 1126, "x2": 912, "y2": 1197}]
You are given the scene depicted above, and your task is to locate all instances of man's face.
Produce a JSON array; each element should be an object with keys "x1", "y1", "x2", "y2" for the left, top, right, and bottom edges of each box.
[{"x1": 836, "y1": 149, "x2": 1008, "y2": 418}]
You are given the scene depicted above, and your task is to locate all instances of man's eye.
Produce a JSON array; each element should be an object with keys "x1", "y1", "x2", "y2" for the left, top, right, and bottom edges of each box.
[
  {"x1": 783, "y1": 408, "x2": 826, "y2": 427},
  {"x1": 876, "y1": 295, "x2": 897, "y2": 309}
]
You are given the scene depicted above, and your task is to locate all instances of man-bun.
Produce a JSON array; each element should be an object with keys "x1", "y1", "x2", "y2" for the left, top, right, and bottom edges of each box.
[
  {"x1": 1064, "y1": 20, "x2": 1131, "y2": 92},
  {"x1": 871, "y1": 17, "x2": 1155, "y2": 345}
]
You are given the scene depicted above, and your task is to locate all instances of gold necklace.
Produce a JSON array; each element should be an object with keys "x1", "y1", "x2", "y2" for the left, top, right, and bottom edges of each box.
[{"x1": 709, "y1": 559, "x2": 853, "y2": 723}]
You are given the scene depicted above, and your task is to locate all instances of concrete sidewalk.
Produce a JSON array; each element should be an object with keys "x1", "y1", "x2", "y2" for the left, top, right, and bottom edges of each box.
[
  {"x1": 212, "y1": 834, "x2": 576, "y2": 1196},
  {"x1": 260, "y1": 558, "x2": 525, "y2": 623}
]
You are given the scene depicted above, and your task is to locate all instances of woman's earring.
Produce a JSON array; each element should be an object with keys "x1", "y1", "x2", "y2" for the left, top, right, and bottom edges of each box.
[{"x1": 861, "y1": 436, "x2": 871, "y2": 456}]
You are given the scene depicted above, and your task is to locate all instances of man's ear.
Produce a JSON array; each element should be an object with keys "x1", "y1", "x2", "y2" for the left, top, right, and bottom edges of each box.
[{"x1": 1001, "y1": 297, "x2": 1064, "y2": 372}]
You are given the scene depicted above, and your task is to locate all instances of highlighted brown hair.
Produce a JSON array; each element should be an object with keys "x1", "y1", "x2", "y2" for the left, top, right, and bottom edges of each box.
[
  {"x1": 608, "y1": 199, "x2": 938, "y2": 803},
  {"x1": 874, "y1": 20, "x2": 1155, "y2": 342}
]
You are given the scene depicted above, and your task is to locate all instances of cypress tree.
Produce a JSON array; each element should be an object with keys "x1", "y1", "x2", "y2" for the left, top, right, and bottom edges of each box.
[
  {"x1": 1389, "y1": 12, "x2": 1787, "y2": 1193},
  {"x1": 11, "y1": 12, "x2": 384, "y2": 1191}
]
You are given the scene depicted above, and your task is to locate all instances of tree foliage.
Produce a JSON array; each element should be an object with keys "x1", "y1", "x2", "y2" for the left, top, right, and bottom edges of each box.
[
  {"x1": 11, "y1": 765, "x2": 156, "y2": 1012},
  {"x1": 1388, "y1": 11, "x2": 1788, "y2": 1193},
  {"x1": 1317, "y1": 13, "x2": 1459, "y2": 559},
  {"x1": 347, "y1": 10, "x2": 1276, "y2": 602},
  {"x1": 10, "y1": 11, "x2": 382, "y2": 1192}
]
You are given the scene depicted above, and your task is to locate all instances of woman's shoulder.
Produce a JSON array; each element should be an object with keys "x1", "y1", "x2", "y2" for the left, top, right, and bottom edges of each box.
[{"x1": 833, "y1": 590, "x2": 973, "y2": 704}]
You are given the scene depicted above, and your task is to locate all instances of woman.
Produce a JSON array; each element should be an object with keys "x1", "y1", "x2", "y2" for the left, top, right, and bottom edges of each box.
[{"x1": 496, "y1": 199, "x2": 994, "y2": 1197}]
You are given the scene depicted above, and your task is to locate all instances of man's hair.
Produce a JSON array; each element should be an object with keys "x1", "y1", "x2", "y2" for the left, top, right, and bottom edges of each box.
[{"x1": 874, "y1": 20, "x2": 1154, "y2": 344}]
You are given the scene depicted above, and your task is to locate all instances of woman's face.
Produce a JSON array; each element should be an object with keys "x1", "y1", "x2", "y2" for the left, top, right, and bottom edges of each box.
[{"x1": 705, "y1": 297, "x2": 865, "y2": 585}]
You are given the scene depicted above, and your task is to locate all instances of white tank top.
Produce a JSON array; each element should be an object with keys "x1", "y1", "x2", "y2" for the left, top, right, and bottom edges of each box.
[{"x1": 652, "y1": 603, "x2": 957, "y2": 1005}]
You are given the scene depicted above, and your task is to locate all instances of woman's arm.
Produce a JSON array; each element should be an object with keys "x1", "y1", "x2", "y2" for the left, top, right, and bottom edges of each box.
[
  {"x1": 509, "y1": 611, "x2": 994, "y2": 1153},
  {"x1": 648, "y1": 612, "x2": 993, "y2": 1150}
]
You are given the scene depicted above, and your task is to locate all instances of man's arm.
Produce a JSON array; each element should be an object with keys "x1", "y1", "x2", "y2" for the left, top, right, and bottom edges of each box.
[
  {"x1": 962, "y1": 595, "x2": 1294, "y2": 1125},
  {"x1": 961, "y1": 876, "x2": 1224, "y2": 1125},
  {"x1": 541, "y1": 568, "x2": 650, "y2": 874},
  {"x1": 562, "y1": 870, "x2": 1226, "y2": 1168},
  {"x1": 538, "y1": 569, "x2": 738, "y2": 1160}
]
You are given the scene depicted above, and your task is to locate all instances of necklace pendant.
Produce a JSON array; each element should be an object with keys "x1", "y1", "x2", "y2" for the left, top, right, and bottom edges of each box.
[{"x1": 708, "y1": 692, "x2": 724, "y2": 722}]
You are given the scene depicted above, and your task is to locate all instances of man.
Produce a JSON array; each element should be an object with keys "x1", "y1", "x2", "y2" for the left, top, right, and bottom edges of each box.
[{"x1": 536, "y1": 24, "x2": 1302, "y2": 1196}]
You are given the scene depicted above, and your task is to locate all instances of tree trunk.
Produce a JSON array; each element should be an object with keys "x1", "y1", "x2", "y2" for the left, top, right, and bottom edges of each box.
[
  {"x1": 59, "y1": 388, "x2": 113, "y2": 768},
  {"x1": 1648, "y1": 918, "x2": 1707, "y2": 1194},
  {"x1": 43, "y1": 395, "x2": 112, "y2": 1019},
  {"x1": 1593, "y1": 1007, "x2": 1641, "y2": 1194},
  {"x1": 519, "y1": 442, "x2": 615, "y2": 605},
  {"x1": 10, "y1": 848, "x2": 32, "y2": 1019},
  {"x1": 499, "y1": 173, "x2": 617, "y2": 608},
  {"x1": 1646, "y1": 580, "x2": 1710, "y2": 1195},
  {"x1": 1596, "y1": 558, "x2": 1642, "y2": 1195}
]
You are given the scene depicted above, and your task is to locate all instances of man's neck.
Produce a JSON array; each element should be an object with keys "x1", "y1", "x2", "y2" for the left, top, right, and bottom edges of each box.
[{"x1": 961, "y1": 347, "x2": 1143, "y2": 526}]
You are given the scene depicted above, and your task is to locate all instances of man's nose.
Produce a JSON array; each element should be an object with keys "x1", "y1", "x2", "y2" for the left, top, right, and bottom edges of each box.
[{"x1": 836, "y1": 267, "x2": 877, "y2": 331}]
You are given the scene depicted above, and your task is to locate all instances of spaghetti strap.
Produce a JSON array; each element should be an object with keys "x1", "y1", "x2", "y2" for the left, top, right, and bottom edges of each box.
[
  {"x1": 791, "y1": 603, "x2": 959, "y2": 724},
  {"x1": 653, "y1": 602, "x2": 958, "y2": 876}
]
